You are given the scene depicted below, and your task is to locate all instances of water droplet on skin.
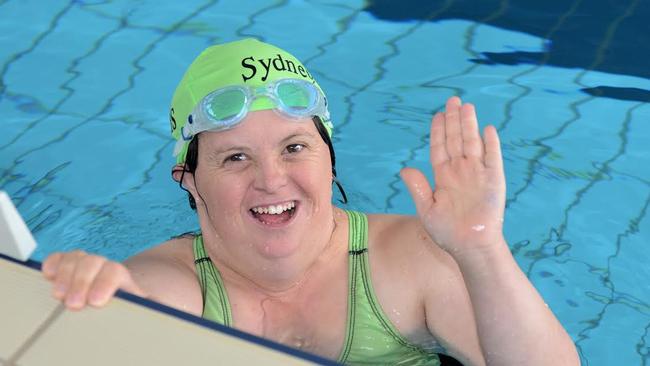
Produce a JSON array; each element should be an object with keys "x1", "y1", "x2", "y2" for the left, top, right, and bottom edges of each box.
[
  {"x1": 413, "y1": 183, "x2": 426, "y2": 198},
  {"x1": 471, "y1": 224, "x2": 486, "y2": 232}
]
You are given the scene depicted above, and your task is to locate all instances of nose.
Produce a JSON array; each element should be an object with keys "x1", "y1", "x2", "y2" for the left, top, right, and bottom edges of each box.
[{"x1": 253, "y1": 156, "x2": 288, "y2": 193}]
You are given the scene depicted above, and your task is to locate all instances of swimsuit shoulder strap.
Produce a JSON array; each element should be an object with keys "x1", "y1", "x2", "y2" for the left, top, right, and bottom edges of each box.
[
  {"x1": 338, "y1": 210, "x2": 440, "y2": 365},
  {"x1": 192, "y1": 234, "x2": 233, "y2": 326},
  {"x1": 346, "y1": 210, "x2": 368, "y2": 254}
]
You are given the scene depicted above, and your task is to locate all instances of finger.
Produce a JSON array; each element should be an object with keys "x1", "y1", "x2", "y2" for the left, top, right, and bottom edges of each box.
[
  {"x1": 429, "y1": 112, "x2": 449, "y2": 166},
  {"x1": 484, "y1": 125, "x2": 504, "y2": 173},
  {"x1": 42, "y1": 252, "x2": 63, "y2": 280},
  {"x1": 460, "y1": 103, "x2": 483, "y2": 158},
  {"x1": 88, "y1": 262, "x2": 145, "y2": 307},
  {"x1": 400, "y1": 168, "x2": 434, "y2": 217},
  {"x1": 64, "y1": 255, "x2": 106, "y2": 310},
  {"x1": 444, "y1": 97, "x2": 463, "y2": 158},
  {"x1": 52, "y1": 251, "x2": 85, "y2": 300}
]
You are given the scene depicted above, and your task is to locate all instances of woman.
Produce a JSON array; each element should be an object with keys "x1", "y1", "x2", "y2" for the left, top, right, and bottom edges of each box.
[{"x1": 42, "y1": 39, "x2": 579, "y2": 365}]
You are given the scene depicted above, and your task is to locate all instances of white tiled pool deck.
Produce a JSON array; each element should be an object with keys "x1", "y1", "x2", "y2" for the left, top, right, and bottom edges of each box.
[{"x1": 0, "y1": 256, "x2": 322, "y2": 366}]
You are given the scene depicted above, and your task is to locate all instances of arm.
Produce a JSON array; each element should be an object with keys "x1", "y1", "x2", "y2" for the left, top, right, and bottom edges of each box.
[
  {"x1": 401, "y1": 97, "x2": 579, "y2": 365},
  {"x1": 42, "y1": 238, "x2": 201, "y2": 314},
  {"x1": 453, "y1": 237, "x2": 577, "y2": 365},
  {"x1": 124, "y1": 239, "x2": 202, "y2": 314}
]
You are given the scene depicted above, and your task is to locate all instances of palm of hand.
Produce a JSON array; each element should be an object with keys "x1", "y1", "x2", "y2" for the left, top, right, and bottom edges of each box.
[{"x1": 401, "y1": 97, "x2": 506, "y2": 255}]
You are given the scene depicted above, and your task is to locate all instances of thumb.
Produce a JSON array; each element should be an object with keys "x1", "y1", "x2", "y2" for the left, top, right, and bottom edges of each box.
[{"x1": 400, "y1": 167, "x2": 434, "y2": 217}]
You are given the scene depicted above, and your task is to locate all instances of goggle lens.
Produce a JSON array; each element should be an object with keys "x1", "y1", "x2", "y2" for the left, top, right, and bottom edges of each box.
[
  {"x1": 277, "y1": 82, "x2": 313, "y2": 111},
  {"x1": 205, "y1": 89, "x2": 246, "y2": 121}
]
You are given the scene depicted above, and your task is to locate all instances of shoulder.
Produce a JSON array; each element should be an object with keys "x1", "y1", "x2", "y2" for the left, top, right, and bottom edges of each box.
[
  {"x1": 365, "y1": 213, "x2": 484, "y2": 365},
  {"x1": 366, "y1": 213, "x2": 469, "y2": 310},
  {"x1": 127, "y1": 234, "x2": 197, "y2": 267},
  {"x1": 366, "y1": 213, "x2": 458, "y2": 280},
  {"x1": 124, "y1": 234, "x2": 203, "y2": 316},
  {"x1": 365, "y1": 213, "x2": 467, "y2": 302}
]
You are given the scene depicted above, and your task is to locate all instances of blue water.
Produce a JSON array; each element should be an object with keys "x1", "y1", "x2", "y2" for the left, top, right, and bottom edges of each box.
[{"x1": 1, "y1": 1, "x2": 649, "y2": 365}]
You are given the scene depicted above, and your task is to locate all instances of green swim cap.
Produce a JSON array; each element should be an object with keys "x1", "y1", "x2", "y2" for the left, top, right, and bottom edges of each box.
[{"x1": 169, "y1": 38, "x2": 333, "y2": 164}]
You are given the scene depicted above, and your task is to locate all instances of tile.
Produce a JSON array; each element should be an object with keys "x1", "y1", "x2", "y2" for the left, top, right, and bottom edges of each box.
[
  {"x1": 0, "y1": 259, "x2": 60, "y2": 359},
  {"x1": 1, "y1": 257, "x2": 316, "y2": 365},
  {"x1": 18, "y1": 289, "x2": 315, "y2": 365}
]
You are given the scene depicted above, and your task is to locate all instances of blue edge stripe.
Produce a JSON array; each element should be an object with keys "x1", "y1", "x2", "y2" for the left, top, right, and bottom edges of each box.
[{"x1": 1, "y1": 252, "x2": 339, "y2": 365}]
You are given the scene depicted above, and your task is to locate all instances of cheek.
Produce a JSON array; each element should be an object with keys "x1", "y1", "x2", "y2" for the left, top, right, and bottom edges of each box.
[
  {"x1": 295, "y1": 160, "x2": 332, "y2": 200},
  {"x1": 196, "y1": 171, "x2": 248, "y2": 212}
]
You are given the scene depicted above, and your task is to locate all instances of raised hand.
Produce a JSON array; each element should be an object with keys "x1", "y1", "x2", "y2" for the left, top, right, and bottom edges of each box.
[
  {"x1": 400, "y1": 96, "x2": 506, "y2": 257},
  {"x1": 42, "y1": 251, "x2": 146, "y2": 310}
]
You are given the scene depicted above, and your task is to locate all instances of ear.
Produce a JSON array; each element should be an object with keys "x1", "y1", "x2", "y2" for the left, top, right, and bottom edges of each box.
[
  {"x1": 171, "y1": 164, "x2": 185, "y2": 182},
  {"x1": 171, "y1": 164, "x2": 199, "y2": 197}
]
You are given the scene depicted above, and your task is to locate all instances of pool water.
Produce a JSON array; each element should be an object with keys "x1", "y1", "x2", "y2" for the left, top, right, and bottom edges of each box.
[{"x1": 1, "y1": 1, "x2": 649, "y2": 365}]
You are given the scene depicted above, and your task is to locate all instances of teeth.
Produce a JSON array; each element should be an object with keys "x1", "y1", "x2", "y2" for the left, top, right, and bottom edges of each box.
[{"x1": 251, "y1": 201, "x2": 295, "y2": 215}]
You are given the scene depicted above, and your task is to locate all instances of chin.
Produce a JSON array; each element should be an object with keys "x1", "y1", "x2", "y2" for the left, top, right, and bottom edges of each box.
[
  {"x1": 244, "y1": 198, "x2": 330, "y2": 260},
  {"x1": 253, "y1": 237, "x2": 304, "y2": 260}
]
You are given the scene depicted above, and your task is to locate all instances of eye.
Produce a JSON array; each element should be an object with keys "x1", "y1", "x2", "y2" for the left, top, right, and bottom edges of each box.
[
  {"x1": 285, "y1": 144, "x2": 305, "y2": 154},
  {"x1": 225, "y1": 153, "x2": 247, "y2": 163}
]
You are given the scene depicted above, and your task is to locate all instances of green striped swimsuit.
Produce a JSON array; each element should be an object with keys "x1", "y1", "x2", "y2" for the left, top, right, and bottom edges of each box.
[{"x1": 192, "y1": 210, "x2": 441, "y2": 365}]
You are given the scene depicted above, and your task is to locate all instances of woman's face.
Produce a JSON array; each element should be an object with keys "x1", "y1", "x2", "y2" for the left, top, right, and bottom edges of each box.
[{"x1": 187, "y1": 110, "x2": 334, "y2": 265}]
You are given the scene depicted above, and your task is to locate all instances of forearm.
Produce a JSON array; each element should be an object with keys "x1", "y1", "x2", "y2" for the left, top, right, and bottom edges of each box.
[{"x1": 454, "y1": 239, "x2": 579, "y2": 366}]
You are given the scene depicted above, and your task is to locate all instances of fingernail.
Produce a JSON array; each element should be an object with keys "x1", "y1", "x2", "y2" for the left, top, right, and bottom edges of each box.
[
  {"x1": 66, "y1": 293, "x2": 82, "y2": 307},
  {"x1": 88, "y1": 292, "x2": 103, "y2": 306},
  {"x1": 54, "y1": 283, "x2": 66, "y2": 297}
]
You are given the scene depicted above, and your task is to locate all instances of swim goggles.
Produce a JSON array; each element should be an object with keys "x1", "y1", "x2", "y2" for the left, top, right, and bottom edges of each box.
[{"x1": 175, "y1": 78, "x2": 330, "y2": 149}]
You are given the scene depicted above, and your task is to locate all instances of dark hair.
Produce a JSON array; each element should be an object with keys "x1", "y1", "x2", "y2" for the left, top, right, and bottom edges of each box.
[
  {"x1": 178, "y1": 116, "x2": 347, "y2": 210},
  {"x1": 180, "y1": 133, "x2": 200, "y2": 210}
]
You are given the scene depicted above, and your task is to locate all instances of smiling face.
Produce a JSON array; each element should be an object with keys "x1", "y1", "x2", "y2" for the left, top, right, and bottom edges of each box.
[{"x1": 183, "y1": 109, "x2": 335, "y2": 274}]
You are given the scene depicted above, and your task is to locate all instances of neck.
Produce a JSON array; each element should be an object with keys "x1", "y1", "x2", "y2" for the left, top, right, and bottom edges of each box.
[{"x1": 204, "y1": 207, "x2": 346, "y2": 297}]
